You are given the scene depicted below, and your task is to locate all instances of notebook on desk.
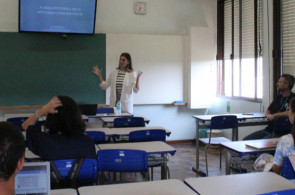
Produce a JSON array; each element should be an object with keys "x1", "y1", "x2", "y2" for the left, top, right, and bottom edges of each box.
[
  {"x1": 245, "y1": 141, "x2": 278, "y2": 150},
  {"x1": 15, "y1": 161, "x2": 51, "y2": 195}
]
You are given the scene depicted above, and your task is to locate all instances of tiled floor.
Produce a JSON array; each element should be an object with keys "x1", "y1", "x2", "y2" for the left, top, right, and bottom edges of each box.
[{"x1": 159, "y1": 142, "x2": 225, "y2": 181}]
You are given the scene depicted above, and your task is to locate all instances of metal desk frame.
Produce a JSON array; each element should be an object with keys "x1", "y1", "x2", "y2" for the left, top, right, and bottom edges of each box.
[{"x1": 192, "y1": 113, "x2": 268, "y2": 176}]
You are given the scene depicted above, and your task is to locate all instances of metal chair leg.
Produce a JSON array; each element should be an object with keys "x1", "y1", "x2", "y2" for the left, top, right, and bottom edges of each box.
[
  {"x1": 220, "y1": 147, "x2": 222, "y2": 169},
  {"x1": 205, "y1": 144, "x2": 209, "y2": 177},
  {"x1": 151, "y1": 167, "x2": 154, "y2": 181},
  {"x1": 144, "y1": 171, "x2": 150, "y2": 181}
]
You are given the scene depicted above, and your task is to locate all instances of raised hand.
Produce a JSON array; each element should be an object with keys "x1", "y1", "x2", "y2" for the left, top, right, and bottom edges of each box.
[
  {"x1": 39, "y1": 97, "x2": 62, "y2": 116},
  {"x1": 92, "y1": 65, "x2": 102, "y2": 77},
  {"x1": 137, "y1": 71, "x2": 143, "y2": 80}
]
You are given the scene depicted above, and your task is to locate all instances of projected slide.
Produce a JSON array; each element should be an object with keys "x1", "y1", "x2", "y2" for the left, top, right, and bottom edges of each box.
[{"x1": 19, "y1": 0, "x2": 97, "y2": 34}]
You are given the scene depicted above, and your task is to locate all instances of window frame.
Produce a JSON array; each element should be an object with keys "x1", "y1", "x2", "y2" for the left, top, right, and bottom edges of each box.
[{"x1": 217, "y1": 0, "x2": 262, "y2": 102}]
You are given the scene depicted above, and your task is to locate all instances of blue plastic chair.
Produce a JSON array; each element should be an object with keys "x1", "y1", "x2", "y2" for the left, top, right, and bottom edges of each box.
[
  {"x1": 6, "y1": 117, "x2": 43, "y2": 131},
  {"x1": 281, "y1": 156, "x2": 295, "y2": 180},
  {"x1": 129, "y1": 129, "x2": 166, "y2": 142},
  {"x1": 84, "y1": 131, "x2": 106, "y2": 144},
  {"x1": 97, "y1": 107, "x2": 114, "y2": 114},
  {"x1": 128, "y1": 129, "x2": 167, "y2": 180},
  {"x1": 51, "y1": 158, "x2": 98, "y2": 188},
  {"x1": 113, "y1": 117, "x2": 145, "y2": 128},
  {"x1": 7, "y1": 117, "x2": 28, "y2": 131},
  {"x1": 97, "y1": 149, "x2": 149, "y2": 183},
  {"x1": 199, "y1": 115, "x2": 238, "y2": 176},
  {"x1": 273, "y1": 117, "x2": 292, "y2": 137}
]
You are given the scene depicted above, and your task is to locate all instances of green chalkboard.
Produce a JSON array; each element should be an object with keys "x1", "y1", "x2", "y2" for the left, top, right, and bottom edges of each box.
[{"x1": 0, "y1": 32, "x2": 106, "y2": 106}]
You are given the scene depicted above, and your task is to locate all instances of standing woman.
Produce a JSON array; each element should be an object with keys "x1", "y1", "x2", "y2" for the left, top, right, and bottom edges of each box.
[
  {"x1": 272, "y1": 97, "x2": 295, "y2": 174},
  {"x1": 92, "y1": 52, "x2": 142, "y2": 114}
]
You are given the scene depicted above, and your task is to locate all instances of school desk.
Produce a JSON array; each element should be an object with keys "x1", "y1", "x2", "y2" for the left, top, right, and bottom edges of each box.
[
  {"x1": 184, "y1": 172, "x2": 295, "y2": 195},
  {"x1": 192, "y1": 113, "x2": 267, "y2": 176},
  {"x1": 78, "y1": 179, "x2": 196, "y2": 195},
  {"x1": 221, "y1": 138, "x2": 279, "y2": 175}
]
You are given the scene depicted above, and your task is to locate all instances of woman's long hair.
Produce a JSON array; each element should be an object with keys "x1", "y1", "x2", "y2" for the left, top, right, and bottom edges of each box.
[
  {"x1": 44, "y1": 96, "x2": 85, "y2": 137},
  {"x1": 117, "y1": 52, "x2": 133, "y2": 72}
]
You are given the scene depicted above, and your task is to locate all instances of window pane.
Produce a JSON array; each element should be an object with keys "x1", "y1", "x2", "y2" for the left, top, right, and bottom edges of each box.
[
  {"x1": 257, "y1": 0, "x2": 263, "y2": 99},
  {"x1": 224, "y1": 59, "x2": 232, "y2": 96},
  {"x1": 241, "y1": 59, "x2": 255, "y2": 98},
  {"x1": 233, "y1": 59, "x2": 240, "y2": 96},
  {"x1": 217, "y1": 0, "x2": 263, "y2": 100},
  {"x1": 233, "y1": 0, "x2": 240, "y2": 97},
  {"x1": 224, "y1": 0, "x2": 232, "y2": 97},
  {"x1": 241, "y1": 0, "x2": 255, "y2": 98},
  {"x1": 257, "y1": 57, "x2": 263, "y2": 99}
]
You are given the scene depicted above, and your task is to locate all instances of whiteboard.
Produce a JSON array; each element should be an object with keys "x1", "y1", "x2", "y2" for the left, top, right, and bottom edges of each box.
[{"x1": 106, "y1": 34, "x2": 184, "y2": 104}]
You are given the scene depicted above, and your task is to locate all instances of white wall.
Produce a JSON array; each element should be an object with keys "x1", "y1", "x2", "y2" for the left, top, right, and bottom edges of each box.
[
  {"x1": 0, "y1": 0, "x2": 271, "y2": 141},
  {"x1": 95, "y1": 0, "x2": 207, "y2": 35}
]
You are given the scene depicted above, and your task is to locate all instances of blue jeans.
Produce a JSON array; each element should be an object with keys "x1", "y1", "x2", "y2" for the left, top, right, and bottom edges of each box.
[{"x1": 243, "y1": 128, "x2": 279, "y2": 140}]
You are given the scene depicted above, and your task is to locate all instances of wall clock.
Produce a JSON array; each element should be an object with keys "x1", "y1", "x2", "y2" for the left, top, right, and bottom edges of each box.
[{"x1": 134, "y1": 2, "x2": 147, "y2": 15}]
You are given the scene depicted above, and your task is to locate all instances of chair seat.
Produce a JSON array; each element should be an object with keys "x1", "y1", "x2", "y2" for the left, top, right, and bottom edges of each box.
[{"x1": 200, "y1": 137, "x2": 231, "y2": 145}]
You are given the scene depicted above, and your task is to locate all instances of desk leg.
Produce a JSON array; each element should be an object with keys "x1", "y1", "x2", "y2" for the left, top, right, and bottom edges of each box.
[
  {"x1": 232, "y1": 127, "x2": 238, "y2": 141},
  {"x1": 192, "y1": 119, "x2": 206, "y2": 176},
  {"x1": 225, "y1": 150, "x2": 231, "y2": 175},
  {"x1": 161, "y1": 154, "x2": 167, "y2": 180}
]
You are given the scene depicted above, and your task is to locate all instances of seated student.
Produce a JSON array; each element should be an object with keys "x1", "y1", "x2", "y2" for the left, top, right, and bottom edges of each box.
[
  {"x1": 0, "y1": 122, "x2": 25, "y2": 195},
  {"x1": 244, "y1": 74, "x2": 295, "y2": 140},
  {"x1": 272, "y1": 97, "x2": 295, "y2": 174},
  {"x1": 22, "y1": 96, "x2": 96, "y2": 160}
]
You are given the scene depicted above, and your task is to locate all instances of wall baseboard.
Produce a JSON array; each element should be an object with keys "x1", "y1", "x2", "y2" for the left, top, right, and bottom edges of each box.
[{"x1": 167, "y1": 139, "x2": 195, "y2": 144}]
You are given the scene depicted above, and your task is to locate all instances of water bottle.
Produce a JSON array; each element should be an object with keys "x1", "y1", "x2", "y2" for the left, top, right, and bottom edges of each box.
[
  {"x1": 116, "y1": 100, "x2": 121, "y2": 115},
  {"x1": 226, "y1": 101, "x2": 230, "y2": 113}
]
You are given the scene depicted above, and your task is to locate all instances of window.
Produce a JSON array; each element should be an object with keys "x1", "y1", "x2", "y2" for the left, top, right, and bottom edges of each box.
[
  {"x1": 217, "y1": 0, "x2": 263, "y2": 101},
  {"x1": 273, "y1": 0, "x2": 295, "y2": 98}
]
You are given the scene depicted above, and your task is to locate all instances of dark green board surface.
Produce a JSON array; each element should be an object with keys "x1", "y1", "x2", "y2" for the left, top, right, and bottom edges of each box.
[{"x1": 0, "y1": 32, "x2": 106, "y2": 106}]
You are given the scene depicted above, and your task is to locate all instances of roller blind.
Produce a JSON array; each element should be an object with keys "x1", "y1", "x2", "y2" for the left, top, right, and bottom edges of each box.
[{"x1": 282, "y1": 0, "x2": 295, "y2": 67}]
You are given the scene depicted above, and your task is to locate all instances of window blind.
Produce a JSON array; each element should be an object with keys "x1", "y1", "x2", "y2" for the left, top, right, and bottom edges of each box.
[
  {"x1": 224, "y1": 0, "x2": 232, "y2": 96},
  {"x1": 282, "y1": 0, "x2": 295, "y2": 68},
  {"x1": 233, "y1": 0, "x2": 240, "y2": 96}
]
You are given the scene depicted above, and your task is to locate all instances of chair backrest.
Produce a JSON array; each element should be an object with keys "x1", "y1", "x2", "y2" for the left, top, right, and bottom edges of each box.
[
  {"x1": 52, "y1": 158, "x2": 98, "y2": 186},
  {"x1": 273, "y1": 116, "x2": 292, "y2": 136},
  {"x1": 97, "y1": 149, "x2": 148, "y2": 172},
  {"x1": 281, "y1": 156, "x2": 295, "y2": 179},
  {"x1": 97, "y1": 107, "x2": 114, "y2": 114},
  {"x1": 113, "y1": 117, "x2": 145, "y2": 128},
  {"x1": 129, "y1": 129, "x2": 166, "y2": 142},
  {"x1": 84, "y1": 131, "x2": 106, "y2": 144},
  {"x1": 210, "y1": 115, "x2": 238, "y2": 130},
  {"x1": 7, "y1": 117, "x2": 29, "y2": 131}
]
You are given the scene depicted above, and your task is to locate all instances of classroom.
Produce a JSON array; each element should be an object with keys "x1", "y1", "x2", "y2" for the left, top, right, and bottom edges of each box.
[{"x1": 1, "y1": 0, "x2": 295, "y2": 194}]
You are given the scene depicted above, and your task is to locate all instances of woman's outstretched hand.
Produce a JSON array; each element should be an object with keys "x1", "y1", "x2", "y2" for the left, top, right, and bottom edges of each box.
[
  {"x1": 137, "y1": 71, "x2": 143, "y2": 80},
  {"x1": 92, "y1": 65, "x2": 102, "y2": 77}
]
